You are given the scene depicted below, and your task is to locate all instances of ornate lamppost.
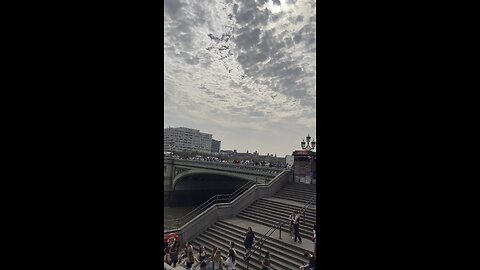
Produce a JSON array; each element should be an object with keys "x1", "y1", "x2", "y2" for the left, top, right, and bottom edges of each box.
[
  {"x1": 169, "y1": 141, "x2": 175, "y2": 157},
  {"x1": 301, "y1": 134, "x2": 316, "y2": 151}
]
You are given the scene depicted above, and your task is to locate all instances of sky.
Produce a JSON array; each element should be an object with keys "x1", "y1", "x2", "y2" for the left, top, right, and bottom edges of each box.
[{"x1": 164, "y1": 0, "x2": 316, "y2": 157}]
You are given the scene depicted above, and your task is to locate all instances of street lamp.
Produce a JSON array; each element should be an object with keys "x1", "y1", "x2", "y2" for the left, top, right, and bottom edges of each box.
[
  {"x1": 301, "y1": 134, "x2": 316, "y2": 151},
  {"x1": 170, "y1": 141, "x2": 175, "y2": 157}
]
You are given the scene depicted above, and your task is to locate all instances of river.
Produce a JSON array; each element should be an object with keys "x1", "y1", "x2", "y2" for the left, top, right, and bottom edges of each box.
[{"x1": 164, "y1": 206, "x2": 196, "y2": 230}]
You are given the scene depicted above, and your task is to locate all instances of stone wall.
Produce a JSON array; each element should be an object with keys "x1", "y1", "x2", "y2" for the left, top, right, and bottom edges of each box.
[{"x1": 164, "y1": 170, "x2": 292, "y2": 243}]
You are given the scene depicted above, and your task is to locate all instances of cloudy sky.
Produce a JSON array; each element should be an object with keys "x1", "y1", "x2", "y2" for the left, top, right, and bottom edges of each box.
[{"x1": 164, "y1": 0, "x2": 316, "y2": 157}]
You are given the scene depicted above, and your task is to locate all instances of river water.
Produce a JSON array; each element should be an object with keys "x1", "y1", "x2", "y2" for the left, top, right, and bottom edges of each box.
[{"x1": 164, "y1": 206, "x2": 196, "y2": 230}]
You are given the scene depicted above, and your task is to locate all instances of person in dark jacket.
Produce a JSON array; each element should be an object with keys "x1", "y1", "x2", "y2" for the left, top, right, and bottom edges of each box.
[
  {"x1": 299, "y1": 252, "x2": 316, "y2": 270},
  {"x1": 169, "y1": 240, "x2": 180, "y2": 267},
  {"x1": 243, "y1": 227, "x2": 255, "y2": 253},
  {"x1": 293, "y1": 211, "x2": 302, "y2": 243},
  {"x1": 261, "y1": 251, "x2": 271, "y2": 270}
]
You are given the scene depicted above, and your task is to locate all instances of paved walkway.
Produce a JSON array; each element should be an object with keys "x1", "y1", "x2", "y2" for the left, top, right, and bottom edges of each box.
[{"x1": 222, "y1": 216, "x2": 315, "y2": 253}]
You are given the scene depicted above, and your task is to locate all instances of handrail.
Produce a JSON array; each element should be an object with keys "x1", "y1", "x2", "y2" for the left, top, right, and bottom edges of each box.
[
  {"x1": 165, "y1": 180, "x2": 256, "y2": 230},
  {"x1": 244, "y1": 193, "x2": 316, "y2": 269}
]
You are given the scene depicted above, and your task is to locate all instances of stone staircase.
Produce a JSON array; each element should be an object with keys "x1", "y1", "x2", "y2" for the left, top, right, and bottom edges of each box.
[
  {"x1": 187, "y1": 182, "x2": 316, "y2": 270},
  {"x1": 273, "y1": 183, "x2": 316, "y2": 204},
  {"x1": 238, "y1": 198, "x2": 316, "y2": 239},
  {"x1": 191, "y1": 221, "x2": 308, "y2": 270}
]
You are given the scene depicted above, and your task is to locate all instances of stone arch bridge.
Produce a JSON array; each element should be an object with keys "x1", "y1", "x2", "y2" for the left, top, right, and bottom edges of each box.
[{"x1": 164, "y1": 158, "x2": 284, "y2": 206}]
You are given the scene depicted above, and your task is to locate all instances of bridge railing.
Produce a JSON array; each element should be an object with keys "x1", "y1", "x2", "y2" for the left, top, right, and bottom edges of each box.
[
  {"x1": 172, "y1": 159, "x2": 286, "y2": 174},
  {"x1": 166, "y1": 180, "x2": 257, "y2": 230}
]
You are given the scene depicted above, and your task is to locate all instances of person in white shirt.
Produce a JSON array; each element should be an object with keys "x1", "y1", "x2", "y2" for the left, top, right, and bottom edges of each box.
[{"x1": 225, "y1": 248, "x2": 236, "y2": 270}]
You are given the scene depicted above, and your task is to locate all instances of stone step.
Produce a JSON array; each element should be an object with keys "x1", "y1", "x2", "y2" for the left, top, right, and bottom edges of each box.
[
  {"x1": 251, "y1": 205, "x2": 316, "y2": 221},
  {"x1": 275, "y1": 188, "x2": 316, "y2": 196},
  {"x1": 216, "y1": 220, "x2": 310, "y2": 255},
  {"x1": 209, "y1": 222, "x2": 306, "y2": 262},
  {"x1": 249, "y1": 201, "x2": 316, "y2": 219},
  {"x1": 274, "y1": 191, "x2": 316, "y2": 199},
  {"x1": 244, "y1": 206, "x2": 316, "y2": 228},
  {"x1": 191, "y1": 237, "x2": 258, "y2": 270},
  {"x1": 252, "y1": 200, "x2": 317, "y2": 218},
  {"x1": 273, "y1": 194, "x2": 314, "y2": 204},
  {"x1": 257, "y1": 198, "x2": 317, "y2": 214},
  {"x1": 281, "y1": 184, "x2": 316, "y2": 191},
  {"x1": 276, "y1": 188, "x2": 316, "y2": 196},
  {"x1": 193, "y1": 234, "x2": 279, "y2": 270},
  {"x1": 179, "y1": 182, "x2": 318, "y2": 270},
  {"x1": 241, "y1": 207, "x2": 315, "y2": 231},
  {"x1": 203, "y1": 227, "x2": 303, "y2": 269},
  {"x1": 238, "y1": 212, "x2": 313, "y2": 239}
]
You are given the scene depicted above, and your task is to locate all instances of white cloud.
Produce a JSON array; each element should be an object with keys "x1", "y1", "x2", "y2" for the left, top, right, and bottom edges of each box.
[{"x1": 164, "y1": 0, "x2": 316, "y2": 156}]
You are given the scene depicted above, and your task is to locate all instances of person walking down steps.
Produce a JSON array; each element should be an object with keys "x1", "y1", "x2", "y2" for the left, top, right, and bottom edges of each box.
[
  {"x1": 293, "y1": 211, "x2": 302, "y2": 243},
  {"x1": 243, "y1": 227, "x2": 256, "y2": 258}
]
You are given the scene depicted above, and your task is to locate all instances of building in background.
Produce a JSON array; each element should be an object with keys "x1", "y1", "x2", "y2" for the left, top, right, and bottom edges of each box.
[
  {"x1": 211, "y1": 139, "x2": 221, "y2": 153},
  {"x1": 285, "y1": 155, "x2": 294, "y2": 168},
  {"x1": 164, "y1": 127, "x2": 213, "y2": 153}
]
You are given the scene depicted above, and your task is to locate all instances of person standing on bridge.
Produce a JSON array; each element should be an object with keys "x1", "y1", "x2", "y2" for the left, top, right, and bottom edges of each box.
[{"x1": 243, "y1": 227, "x2": 256, "y2": 254}]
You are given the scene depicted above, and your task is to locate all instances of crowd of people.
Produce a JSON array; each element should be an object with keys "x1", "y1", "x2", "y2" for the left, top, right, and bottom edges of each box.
[
  {"x1": 164, "y1": 153, "x2": 290, "y2": 169},
  {"x1": 163, "y1": 225, "x2": 316, "y2": 270},
  {"x1": 163, "y1": 239, "x2": 239, "y2": 270}
]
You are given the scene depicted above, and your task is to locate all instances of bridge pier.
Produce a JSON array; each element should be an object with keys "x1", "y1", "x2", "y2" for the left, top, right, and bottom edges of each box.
[{"x1": 164, "y1": 158, "x2": 174, "y2": 206}]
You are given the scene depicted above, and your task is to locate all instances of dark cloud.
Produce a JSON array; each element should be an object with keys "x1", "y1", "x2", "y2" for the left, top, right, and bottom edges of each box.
[
  {"x1": 164, "y1": 0, "x2": 184, "y2": 18},
  {"x1": 166, "y1": 0, "x2": 316, "y2": 126},
  {"x1": 233, "y1": 0, "x2": 271, "y2": 27},
  {"x1": 164, "y1": 1, "x2": 212, "y2": 52},
  {"x1": 284, "y1": 37, "x2": 294, "y2": 47},
  {"x1": 230, "y1": 0, "x2": 316, "y2": 107},
  {"x1": 248, "y1": 110, "x2": 265, "y2": 117},
  {"x1": 235, "y1": 27, "x2": 261, "y2": 51}
]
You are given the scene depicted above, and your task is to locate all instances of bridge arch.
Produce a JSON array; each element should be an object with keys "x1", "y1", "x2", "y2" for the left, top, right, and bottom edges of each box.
[{"x1": 172, "y1": 169, "x2": 255, "y2": 191}]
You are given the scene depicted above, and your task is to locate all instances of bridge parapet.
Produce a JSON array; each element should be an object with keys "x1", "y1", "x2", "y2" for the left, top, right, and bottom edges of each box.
[{"x1": 171, "y1": 159, "x2": 284, "y2": 176}]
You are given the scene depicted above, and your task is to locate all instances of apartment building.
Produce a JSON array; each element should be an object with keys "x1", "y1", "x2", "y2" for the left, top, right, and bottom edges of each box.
[
  {"x1": 164, "y1": 127, "x2": 213, "y2": 153},
  {"x1": 211, "y1": 139, "x2": 221, "y2": 153}
]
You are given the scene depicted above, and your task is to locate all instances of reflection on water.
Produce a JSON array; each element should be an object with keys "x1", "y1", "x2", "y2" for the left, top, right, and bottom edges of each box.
[{"x1": 164, "y1": 206, "x2": 196, "y2": 230}]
